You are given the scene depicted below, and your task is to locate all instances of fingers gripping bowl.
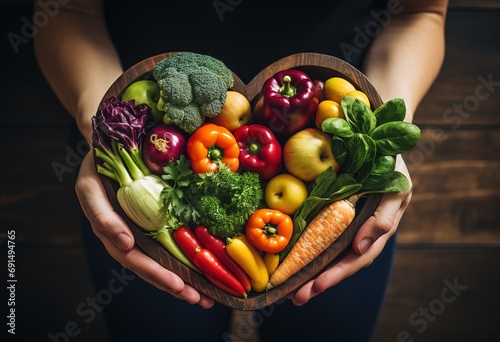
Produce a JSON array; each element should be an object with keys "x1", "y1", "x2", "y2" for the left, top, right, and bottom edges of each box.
[{"x1": 93, "y1": 52, "x2": 417, "y2": 310}]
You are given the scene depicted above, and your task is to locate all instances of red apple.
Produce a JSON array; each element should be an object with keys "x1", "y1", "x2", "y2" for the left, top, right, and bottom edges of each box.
[{"x1": 283, "y1": 128, "x2": 340, "y2": 182}]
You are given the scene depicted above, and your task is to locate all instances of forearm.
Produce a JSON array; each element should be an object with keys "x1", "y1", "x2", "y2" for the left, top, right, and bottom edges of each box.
[
  {"x1": 362, "y1": 0, "x2": 448, "y2": 122},
  {"x1": 33, "y1": 0, "x2": 123, "y2": 143}
]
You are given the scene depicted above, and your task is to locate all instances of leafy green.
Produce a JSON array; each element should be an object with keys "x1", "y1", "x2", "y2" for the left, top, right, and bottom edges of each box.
[
  {"x1": 322, "y1": 117, "x2": 354, "y2": 138},
  {"x1": 341, "y1": 96, "x2": 376, "y2": 135},
  {"x1": 190, "y1": 163, "x2": 264, "y2": 239},
  {"x1": 362, "y1": 171, "x2": 411, "y2": 194},
  {"x1": 161, "y1": 157, "x2": 264, "y2": 239},
  {"x1": 321, "y1": 97, "x2": 420, "y2": 194},
  {"x1": 358, "y1": 155, "x2": 396, "y2": 191},
  {"x1": 345, "y1": 133, "x2": 376, "y2": 174},
  {"x1": 331, "y1": 135, "x2": 348, "y2": 166},
  {"x1": 373, "y1": 98, "x2": 406, "y2": 125},
  {"x1": 371, "y1": 121, "x2": 421, "y2": 155},
  {"x1": 160, "y1": 155, "x2": 200, "y2": 227}
]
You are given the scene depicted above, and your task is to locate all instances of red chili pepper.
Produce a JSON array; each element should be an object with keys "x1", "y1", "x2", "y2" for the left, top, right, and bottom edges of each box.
[
  {"x1": 232, "y1": 124, "x2": 283, "y2": 180},
  {"x1": 253, "y1": 69, "x2": 319, "y2": 136},
  {"x1": 194, "y1": 225, "x2": 252, "y2": 292},
  {"x1": 172, "y1": 226, "x2": 203, "y2": 261},
  {"x1": 193, "y1": 248, "x2": 247, "y2": 298},
  {"x1": 203, "y1": 272, "x2": 244, "y2": 298},
  {"x1": 173, "y1": 226, "x2": 247, "y2": 298}
]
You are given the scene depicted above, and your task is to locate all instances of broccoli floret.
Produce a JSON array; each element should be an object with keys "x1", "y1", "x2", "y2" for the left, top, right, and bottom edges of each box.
[
  {"x1": 156, "y1": 68, "x2": 192, "y2": 107},
  {"x1": 163, "y1": 103, "x2": 205, "y2": 134},
  {"x1": 189, "y1": 69, "x2": 227, "y2": 117},
  {"x1": 152, "y1": 52, "x2": 234, "y2": 133},
  {"x1": 154, "y1": 52, "x2": 234, "y2": 89}
]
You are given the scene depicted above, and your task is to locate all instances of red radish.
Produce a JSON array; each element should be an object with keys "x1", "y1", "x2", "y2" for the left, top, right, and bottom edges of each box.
[{"x1": 142, "y1": 124, "x2": 187, "y2": 174}]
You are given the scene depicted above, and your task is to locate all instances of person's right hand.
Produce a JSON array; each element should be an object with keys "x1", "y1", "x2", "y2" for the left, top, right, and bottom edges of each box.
[{"x1": 75, "y1": 152, "x2": 215, "y2": 308}]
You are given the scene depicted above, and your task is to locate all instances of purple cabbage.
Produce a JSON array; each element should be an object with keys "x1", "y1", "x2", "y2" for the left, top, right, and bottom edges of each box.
[{"x1": 93, "y1": 96, "x2": 155, "y2": 150}]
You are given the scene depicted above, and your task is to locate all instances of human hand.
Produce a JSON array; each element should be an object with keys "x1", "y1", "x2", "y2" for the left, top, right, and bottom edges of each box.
[
  {"x1": 75, "y1": 152, "x2": 215, "y2": 308},
  {"x1": 288, "y1": 155, "x2": 412, "y2": 305}
]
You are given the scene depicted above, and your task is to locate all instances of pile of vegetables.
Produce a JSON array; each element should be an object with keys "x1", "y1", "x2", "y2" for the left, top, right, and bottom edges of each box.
[{"x1": 92, "y1": 52, "x2": 420, "y2": 298}]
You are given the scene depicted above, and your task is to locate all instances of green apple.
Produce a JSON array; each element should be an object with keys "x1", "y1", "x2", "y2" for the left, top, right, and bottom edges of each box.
[
  {"x1": 121, "y1": 80, "x2": 163, "y2": 123},
  {"x1": 265, "y1": 173, "x2": 308, "y2": 215},
  {"x1": 283, "y1": 128, "x2": 341, "y2": 182}
]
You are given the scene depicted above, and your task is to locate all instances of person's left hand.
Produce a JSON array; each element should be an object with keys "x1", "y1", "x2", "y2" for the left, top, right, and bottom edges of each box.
[{"x1": 288, "y1": 155, "x2": 412, "y2": 305}]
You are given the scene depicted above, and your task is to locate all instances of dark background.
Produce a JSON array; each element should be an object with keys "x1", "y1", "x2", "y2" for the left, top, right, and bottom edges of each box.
[{"x1": 1, "y1": 1, "x2": 500, "y2": 341}]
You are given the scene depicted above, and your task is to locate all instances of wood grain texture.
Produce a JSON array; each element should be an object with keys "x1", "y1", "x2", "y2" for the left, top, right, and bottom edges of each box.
[
  {"x1": 373, "y1": 247, "x2": 500, "y2": 342},
  {"x1": 96, "y1": 52, "x2": 383, "y2": 310},
  {"x1": 400, "y1": 128, "x2": 500, "y2": 245},
  {"x1": 414, "y1": 10, "x2": 500, "y2": 127}
]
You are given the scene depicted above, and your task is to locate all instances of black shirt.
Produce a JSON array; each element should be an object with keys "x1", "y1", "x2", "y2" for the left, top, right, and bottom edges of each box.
[{"x1": 104, "y1": 0, "x2": 387, "y2": 83}]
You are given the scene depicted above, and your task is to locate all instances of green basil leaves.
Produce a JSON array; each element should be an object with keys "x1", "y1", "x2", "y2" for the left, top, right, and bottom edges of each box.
[
  {"x1": 322, "y1": 96, "x2": 420, "y2": 193},
  {"x1": 371, "y1": 121, "x2": 421, "y2": 155},
  {"x1": 373, "y1": 97, "x2": 406, "y2": 124},
  {"x1": 342, "y1": 96, "x2": 376, "y2": 135}
]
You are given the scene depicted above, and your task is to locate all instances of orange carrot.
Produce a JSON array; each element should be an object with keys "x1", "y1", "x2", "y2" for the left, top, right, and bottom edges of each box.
[{"x1": 266, "y1": 194, "x2": 361, "y2": 290}]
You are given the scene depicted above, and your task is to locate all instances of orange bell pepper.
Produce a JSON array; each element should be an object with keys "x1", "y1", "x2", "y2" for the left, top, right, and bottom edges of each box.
[
  {"x1": 186, "y1": 123, "x2": 240, "y2": 173},
  {"x1": 245, "y1": 208, "x2": 293, "y2": 254}
]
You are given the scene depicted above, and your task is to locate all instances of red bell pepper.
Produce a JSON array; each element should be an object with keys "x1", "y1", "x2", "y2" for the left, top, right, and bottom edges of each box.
[
  {"x1": 232, "y1": 124, "x2": 283, "y2": 180},
  {"x1": 194, "y1": 224, "x2": 252, "y2": 292},
  {"x1": 253, "y1": 69, "x2": 319, "y2": 136}
]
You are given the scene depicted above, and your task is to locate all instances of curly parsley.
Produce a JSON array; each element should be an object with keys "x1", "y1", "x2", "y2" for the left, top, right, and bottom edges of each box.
[{"x1": 161, "y1": 156, "x2": 264, "y2": 239}]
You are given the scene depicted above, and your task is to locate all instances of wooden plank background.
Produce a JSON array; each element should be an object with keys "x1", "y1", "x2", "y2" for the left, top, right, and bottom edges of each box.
[{"x1": 1, "y1": 1, "x2": 499, "y2": 341}]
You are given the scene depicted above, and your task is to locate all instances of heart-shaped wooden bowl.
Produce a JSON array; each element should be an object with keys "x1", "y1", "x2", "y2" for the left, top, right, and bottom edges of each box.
[{"x1": 97, "y1": 52, "x2": 383, "y2": 310}]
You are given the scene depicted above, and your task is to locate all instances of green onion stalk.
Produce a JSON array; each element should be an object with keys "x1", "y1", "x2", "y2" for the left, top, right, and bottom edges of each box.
[{"x1": 92, "y1": 97, "x2": 197, "y2": 271}]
